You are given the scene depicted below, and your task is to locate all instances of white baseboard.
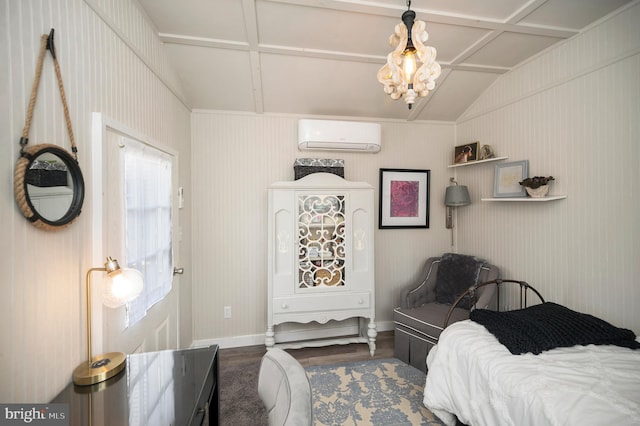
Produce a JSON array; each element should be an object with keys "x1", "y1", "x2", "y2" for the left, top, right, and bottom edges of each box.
[{"x1": 191, "y1": 320, "x2": 395, "y2": 349}]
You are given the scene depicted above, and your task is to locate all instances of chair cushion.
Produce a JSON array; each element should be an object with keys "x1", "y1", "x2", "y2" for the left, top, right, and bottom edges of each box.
[
  {"x1": 434, "y1": 253, "x2": 486, "y2": 309},
  {"x1": 394, "y1": 302, "x2": 470, "y2": 341}
]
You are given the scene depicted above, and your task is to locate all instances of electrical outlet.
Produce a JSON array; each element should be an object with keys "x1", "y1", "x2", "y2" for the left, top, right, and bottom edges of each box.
[{"x1": 224, "y1": 306, "x2": 232, "y2": 319}]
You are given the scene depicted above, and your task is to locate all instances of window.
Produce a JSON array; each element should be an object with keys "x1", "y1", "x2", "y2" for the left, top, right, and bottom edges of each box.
[{"x1": 121, "y1": 139, "x2": 173, "y2": 326}]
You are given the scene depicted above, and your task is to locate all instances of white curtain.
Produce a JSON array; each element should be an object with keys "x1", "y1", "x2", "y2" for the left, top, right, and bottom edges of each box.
[{"x1": 122, "y1": 140, "x2": 173, "y2": 326}]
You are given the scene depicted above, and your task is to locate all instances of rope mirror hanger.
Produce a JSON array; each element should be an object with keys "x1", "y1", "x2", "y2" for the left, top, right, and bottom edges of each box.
[{"x1": 14, "y1": 29, "x2": 85, "y2": 231}]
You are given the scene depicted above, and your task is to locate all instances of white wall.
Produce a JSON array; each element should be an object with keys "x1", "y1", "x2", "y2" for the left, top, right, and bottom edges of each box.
[
  {"x1": 454, "y1": 3, "x2": 640, "y2": 333},
  {"x1": 0, "y1": 0, "x2": 191, "y2": 402},
  {"x1": 190, "y1": 112, "x2": 455, "y2": 347}
]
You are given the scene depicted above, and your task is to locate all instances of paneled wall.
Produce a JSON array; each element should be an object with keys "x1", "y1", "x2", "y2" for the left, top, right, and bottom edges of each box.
[
  {"x1": 190, "y1": 112, "x2": 455, "y2": 347},
  {"x1": 0, "y1": 0, "x2": 190, "y2": 402},
  {"x1": 454, "y1": 3, "x2": 640, "y2": 332}
]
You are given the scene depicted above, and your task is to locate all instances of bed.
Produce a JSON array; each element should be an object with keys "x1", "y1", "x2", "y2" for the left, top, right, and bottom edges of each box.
[{"x1": 423, "y1": 280, "x2": 640, "y2": 426}]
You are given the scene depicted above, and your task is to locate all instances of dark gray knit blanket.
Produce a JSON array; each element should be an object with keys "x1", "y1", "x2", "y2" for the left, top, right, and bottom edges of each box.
[
  {"x1": 470, "y1": 302, "x2": 640, "y2": 355},
  {"x1": 434, "y1": 253, "x2": 486, "y2": 309}
]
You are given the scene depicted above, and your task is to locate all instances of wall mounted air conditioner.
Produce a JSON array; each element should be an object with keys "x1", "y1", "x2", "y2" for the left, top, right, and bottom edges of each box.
[{"x1": 298, "y1": 119, "x2": 381, "y2": 153}]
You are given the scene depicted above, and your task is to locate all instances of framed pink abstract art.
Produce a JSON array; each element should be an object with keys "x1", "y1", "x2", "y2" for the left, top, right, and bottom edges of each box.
[{"x1": 379, "y1": 168, "x2": 430, "y2": 229}]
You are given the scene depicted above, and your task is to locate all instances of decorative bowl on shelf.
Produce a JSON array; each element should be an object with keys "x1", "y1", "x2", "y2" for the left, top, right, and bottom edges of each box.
[
  {"x1": 520, "y1": 176, "x2": 554, "y2": 198},
  {"x1": 525, "y1": 185, "x2": 549, "y2": 198}
]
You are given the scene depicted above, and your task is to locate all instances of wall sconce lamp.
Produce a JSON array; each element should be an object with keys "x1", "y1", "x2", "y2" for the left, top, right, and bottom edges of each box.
[
  {"x1": 72, "y1": 257, "x2": 143, "y2": 386},
  {"x1": 444, "y1": 178, "x2": 471, "y2": 229}
]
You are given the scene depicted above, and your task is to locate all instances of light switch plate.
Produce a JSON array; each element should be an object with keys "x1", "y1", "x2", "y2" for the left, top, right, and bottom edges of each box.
[{"x1": 178, "y1": 187, "x2": 184, "y2": 209}]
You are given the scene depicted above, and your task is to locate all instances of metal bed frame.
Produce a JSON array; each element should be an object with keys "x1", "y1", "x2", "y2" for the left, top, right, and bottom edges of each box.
[{"x1": 444, "y1": 279, "x2": 545, "y2": 328}]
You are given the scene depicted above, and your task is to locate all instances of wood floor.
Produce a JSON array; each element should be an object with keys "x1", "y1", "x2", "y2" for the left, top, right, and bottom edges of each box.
[{"x1": 218, "y1": 330, "x2": 394, "y2": 368}]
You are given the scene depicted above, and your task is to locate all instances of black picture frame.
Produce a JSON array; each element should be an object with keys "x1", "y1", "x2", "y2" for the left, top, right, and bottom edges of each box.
[{"x1": 379, "y1": 168, "x2": 430, "y2": 229}]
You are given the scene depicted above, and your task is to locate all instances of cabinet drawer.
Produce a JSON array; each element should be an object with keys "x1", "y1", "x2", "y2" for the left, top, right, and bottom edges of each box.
[
  {"x1": 192, "y1": 368, "x2": 214, "y2": 425},
  {"x1": 273, "y1": 292, "x2": 370, "y2": 314}
]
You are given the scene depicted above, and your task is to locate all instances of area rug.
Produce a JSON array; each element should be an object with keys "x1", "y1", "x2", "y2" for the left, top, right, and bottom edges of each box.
[
  {"x1": 306, "y1": 358, "x2": 445, "y2": 426},
  {"x1": 219, "y1": 356, "x2": 268, "y2": 425}
]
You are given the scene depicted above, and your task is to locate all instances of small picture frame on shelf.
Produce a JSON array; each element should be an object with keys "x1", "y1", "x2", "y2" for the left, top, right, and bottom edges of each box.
[
  {"x1": 493, "y1": 160, "x2": 529, "y2": 197},
  {"x1": 379, "y1": 168, "x2": 430, "y2": 229},
  {"x1": 454, "y1": 142, "x2": 479, "y2": 164}
]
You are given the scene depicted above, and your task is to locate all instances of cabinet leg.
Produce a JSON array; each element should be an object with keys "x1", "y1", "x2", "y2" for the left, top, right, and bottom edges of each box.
[
  {"x1": 367, "y1": 320, "x2": 377, "y2": 357},
  {"x1": 265, "y1": 326, "x2": 275, "y2": 349}
]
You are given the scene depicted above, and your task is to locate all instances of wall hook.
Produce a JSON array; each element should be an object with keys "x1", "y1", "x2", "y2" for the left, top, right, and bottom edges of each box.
[{"x1": 46, "y1": 28, "x2": 56, "y2": 59}]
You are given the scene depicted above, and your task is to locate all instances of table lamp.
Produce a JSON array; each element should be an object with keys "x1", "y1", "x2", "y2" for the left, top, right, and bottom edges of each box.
[{"x1": 72, "y1": 257, "x2": 143, "y2": 386}]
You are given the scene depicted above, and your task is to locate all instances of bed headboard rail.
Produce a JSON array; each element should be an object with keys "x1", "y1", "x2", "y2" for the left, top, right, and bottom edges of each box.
[{"x1": 444, "y1": 279, "x2": 545, "y2": 328}]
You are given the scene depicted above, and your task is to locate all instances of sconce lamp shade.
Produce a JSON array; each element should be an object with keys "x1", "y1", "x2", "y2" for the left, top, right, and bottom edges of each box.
[
  {"x1": 445, "y1": 185, "x2": 471, "y2": 206},
  {"x1": 73, "y1": 257, "x2": 143, "y2": 386}
]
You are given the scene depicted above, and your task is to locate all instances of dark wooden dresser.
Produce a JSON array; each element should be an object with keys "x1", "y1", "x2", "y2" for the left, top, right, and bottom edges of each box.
[{"x1": 53, "y1": 345, "x2": 218, "y2": 425}]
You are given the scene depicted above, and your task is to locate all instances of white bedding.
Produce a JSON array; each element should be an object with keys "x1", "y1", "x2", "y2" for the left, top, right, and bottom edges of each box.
[{"x1": 423, "y1": 320, "x2": 640, "y2": 426}]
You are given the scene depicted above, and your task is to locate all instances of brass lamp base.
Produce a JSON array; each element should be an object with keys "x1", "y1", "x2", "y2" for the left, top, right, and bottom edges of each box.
[{"x1": 72, "y1": 352, "x2": 127, "y2": 386}]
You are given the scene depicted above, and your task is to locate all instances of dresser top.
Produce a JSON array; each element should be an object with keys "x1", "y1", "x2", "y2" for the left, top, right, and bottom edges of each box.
[{"x1": 53, "y1": 345, "x2": 218, "y2": 425}]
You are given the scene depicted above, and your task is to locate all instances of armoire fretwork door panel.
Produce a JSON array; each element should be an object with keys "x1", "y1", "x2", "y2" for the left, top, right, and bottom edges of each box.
[{"x1": 297, "y1": 194, "x2": 346, "y2": 289}]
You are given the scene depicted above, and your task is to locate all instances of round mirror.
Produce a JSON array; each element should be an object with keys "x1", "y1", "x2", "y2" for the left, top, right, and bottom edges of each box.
[{"x1": 14, "y1": 144, "x2": 85, "y2": 230}]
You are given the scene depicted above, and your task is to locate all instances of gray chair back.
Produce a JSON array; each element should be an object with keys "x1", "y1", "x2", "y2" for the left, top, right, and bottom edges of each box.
[{"x1": 258, "y1": 348, "x2": 313, "y2": 426}]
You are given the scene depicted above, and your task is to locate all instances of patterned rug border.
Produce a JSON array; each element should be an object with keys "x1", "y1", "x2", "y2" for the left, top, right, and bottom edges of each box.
[{"x1": 305, "y1": 357, "x2": 445, "y2": 426}]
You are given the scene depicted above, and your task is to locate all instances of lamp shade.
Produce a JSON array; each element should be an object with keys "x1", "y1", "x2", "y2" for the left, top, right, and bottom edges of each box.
[
  {"x1": 102, "y1": 267, "x2": 144, "y2": 309},
  {"x1": 445, "y1": 185, "x2": 471, "y2": 206}
]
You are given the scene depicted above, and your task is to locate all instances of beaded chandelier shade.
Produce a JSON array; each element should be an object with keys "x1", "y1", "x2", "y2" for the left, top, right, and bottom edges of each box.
[{"x1": 377, "y1": 1, "x2": 442, "y2": 109}]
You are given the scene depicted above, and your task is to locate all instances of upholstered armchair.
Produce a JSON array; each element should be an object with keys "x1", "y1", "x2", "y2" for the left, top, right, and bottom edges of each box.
[
  {"x1": 393, "y1": 253, "x2": 500, "y2": 372},
  {"x1": 258, "y1": 348, "x2": 313, "y2": 426}
]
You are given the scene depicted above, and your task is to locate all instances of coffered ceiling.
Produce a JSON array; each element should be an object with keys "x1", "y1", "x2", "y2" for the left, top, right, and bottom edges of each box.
[{"x1": 137, "y1": 0, "x2": 631, "y2": 121}]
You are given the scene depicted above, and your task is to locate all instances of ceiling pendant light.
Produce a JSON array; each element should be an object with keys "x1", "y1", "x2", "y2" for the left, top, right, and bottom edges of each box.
[{"x1": 377, "y1": 0, "x2": 442, "y2": 109}]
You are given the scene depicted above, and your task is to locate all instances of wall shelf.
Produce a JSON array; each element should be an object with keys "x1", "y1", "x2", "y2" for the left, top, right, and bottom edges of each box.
[
  {"x1": 448, "y1": 156, "x2": 508, "y2": 168},
  {"x1": 481, "y1": 195, "x2": 567, "y2": 202}
]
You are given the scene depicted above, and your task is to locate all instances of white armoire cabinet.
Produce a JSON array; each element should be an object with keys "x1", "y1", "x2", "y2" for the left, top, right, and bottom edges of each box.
[{"x1": 266, "y1": 173, "x2": 376, "y2": 355}]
